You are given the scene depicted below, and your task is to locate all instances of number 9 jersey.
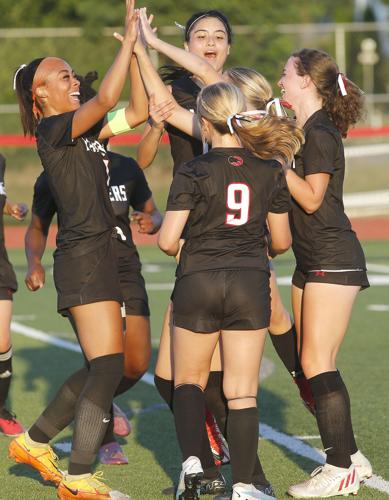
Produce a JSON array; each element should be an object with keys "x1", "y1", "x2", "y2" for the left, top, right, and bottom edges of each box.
[{"x1": 167, "y1": 147, "x2": 291, "y2": 279}]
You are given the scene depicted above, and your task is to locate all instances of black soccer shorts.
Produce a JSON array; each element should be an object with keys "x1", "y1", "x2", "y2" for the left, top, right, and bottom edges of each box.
[{"x1": 292, "y1": 267, "x2": 370, "y2": 290}]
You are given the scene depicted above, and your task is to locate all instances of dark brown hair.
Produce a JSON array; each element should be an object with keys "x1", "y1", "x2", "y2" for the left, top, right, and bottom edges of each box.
[
  {"x1": 293, "y1": 48, "x2": 364, "y2": 137},
  {"x1": 14, "y1": 58, "x2": 45, "y2": 137}
]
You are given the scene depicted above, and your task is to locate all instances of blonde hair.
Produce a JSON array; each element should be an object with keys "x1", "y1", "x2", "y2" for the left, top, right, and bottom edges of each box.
[
  {"x1": 197, "y1": 81, "x2": 304, "y2": 165},
  {"x1": 224, "y1": 67, "x2": 272, "y2": 110}
]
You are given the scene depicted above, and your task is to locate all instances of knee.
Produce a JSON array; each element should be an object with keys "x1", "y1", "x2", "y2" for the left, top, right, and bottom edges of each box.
[
  {"x1": 90, "y1": 352, "x2": 124, "y2": 384},
  {"x1": 269, "y1": 304, "x2": 291, "y2": 333}
]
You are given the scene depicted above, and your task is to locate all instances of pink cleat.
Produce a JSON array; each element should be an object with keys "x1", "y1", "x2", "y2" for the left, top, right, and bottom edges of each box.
[
  {"x1": 98, "y1": 441, "x2": 128, "y2": 465},
  {"x1": 113, "y1": 403, "x2": 132, "y2": 437}
]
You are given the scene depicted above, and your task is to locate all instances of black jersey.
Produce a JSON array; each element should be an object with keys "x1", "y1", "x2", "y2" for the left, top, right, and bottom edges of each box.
[
  {"x1": 36, "y1": 111, "x2": 115, "y2": 257},
  {"x1": 108, "y1": 151, "x2": 152, "y2": 259},
  {"x1": 165, "y1": 76, "x2": 203, "y2": 176},
  {"x1": 167, "y1": 147, "x2": 291, "y2": 278},
  {"x1": 0, "y1": 156, "x2": 17, "y2": 291},
  {"x1": 290, "y1": 109, "x2": 366, "y2": 272},
  {"x1": 32, "y1": 152, "x2": 151, "y2": 262}
]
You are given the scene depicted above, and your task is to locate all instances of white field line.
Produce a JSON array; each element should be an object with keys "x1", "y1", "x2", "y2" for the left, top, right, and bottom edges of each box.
[
  {"x1": 367, "y1": 262, "x2": 389, "y2": 274},
  {"x1": 367, "y1": 304, "x2": 389, "y2": 312},
  {"x1": 344, "y1": 143, "x2": 389, "y2": 158},
  {"x1": 11, "y1": 321, "x2": 389, "y2": 495}
]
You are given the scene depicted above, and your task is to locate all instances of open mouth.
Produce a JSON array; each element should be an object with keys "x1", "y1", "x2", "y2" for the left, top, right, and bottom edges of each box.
[
  {"x1": 204, "y1": 51, "x2": 217, "y2": 60},
  {"x1": 69, "y1": 91, "x2": 80, "y2": 102}
]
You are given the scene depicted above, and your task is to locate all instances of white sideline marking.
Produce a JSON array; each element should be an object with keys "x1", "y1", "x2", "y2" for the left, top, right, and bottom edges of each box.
[
  {"x1": 143, "y1": 264, "x2": 162, "y2": 273},
  {"x1": 367, "y1": 262, "x2": 389, "y2": 274},
  {"x1": 13, "y1": 314, "x2": 36, "y2": 321},
  {"x1": 11, "y1": 322, "x2": 389, "y2": 495},
  {"x1": 367, "y1": 304, "x2": 389, "y2": 312},
  {"x1": 345, "y1": 143, "x2": 389, "y2": 158},
  {"x1": 293, "y1": 435, "x2": 321, "y2": 440}
]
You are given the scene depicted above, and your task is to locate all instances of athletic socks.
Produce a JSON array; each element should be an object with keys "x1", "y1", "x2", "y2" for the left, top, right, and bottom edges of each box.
[
  {"x1": 269, "y1": 325, "x2": 302, "y2": 376},
  {"x1": 227, "y1": 407, "x2": 259, "y2": 485},
  {"x1": 0, "y1": 347, "x2": 12, "y2": 409},
  {"x1": 173, "y1": 384, "x2": 205, "y2": 461},
  {"x1": 154, "y1": 374, "x2": 174, "y2": 409},
  {"x1": 154, "y1": 375, "x2": 217, "y2": 478},
  {"x1": 204, "y1": 371, "x2": 228, "y2": 435},
  {"x1": 309, "y1": 371, "x2": 354, "y2": 468},
  {"x1": 69, "y1": 353, "x2": 123, "y2": 475},
  {"x1": 29, "y1": 366, "x2": 89, "y2": 444}
]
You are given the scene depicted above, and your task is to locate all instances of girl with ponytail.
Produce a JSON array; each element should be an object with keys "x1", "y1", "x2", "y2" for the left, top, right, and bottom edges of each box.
[
  {"x1": 158, "y1": 81, "x2": 302, "y2": 500},
  {"x1": 278, "y1": 48, "x2": 371, "y2": 498}
]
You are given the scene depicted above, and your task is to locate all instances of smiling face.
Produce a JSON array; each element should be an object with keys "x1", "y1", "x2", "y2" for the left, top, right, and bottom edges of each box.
[
  {"x1": 278, "y1": 56, "x2": 305, "y2": 109},
  {"x1": 33, "y1": 57, "x2": 81, "y2": 117},
  {"x1": 185, "y1": 16, "x2": 230, "y2": 73}
]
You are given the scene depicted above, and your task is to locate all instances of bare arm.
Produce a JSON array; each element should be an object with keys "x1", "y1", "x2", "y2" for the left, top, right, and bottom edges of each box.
[
  {"x1": 267, "y1": 212, "x2": 292, "y2": 255},
  {"x1": 139, "y1": 8, "x2": 220, "y2": 85},
  {"x1": 131, "y1": 197, "x2": 162, "y2": 234},
  {"x1": 158, "y1": 210, "x2": 190, "y2": 256},
  {"x1": 25, "y1": 213, "x2": 53, "y2": 291},
  {"x1": 72, "y1": 0, "x2": 137, "y2": 140},
  {"x1": 135, "y1": 44, "x2": 201, "y2": 138},
  {"x1": 284, "y1": 169, "x2": 330, "y2": 214}
]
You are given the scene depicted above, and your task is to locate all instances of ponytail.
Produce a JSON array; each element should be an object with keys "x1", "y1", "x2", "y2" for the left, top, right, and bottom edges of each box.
[
  {"x1": 13, "y1": 58, "x2": 45, "y2": 137},
  {"x1": 293, "y1": 48, "x2": 364, "y2": 137}
]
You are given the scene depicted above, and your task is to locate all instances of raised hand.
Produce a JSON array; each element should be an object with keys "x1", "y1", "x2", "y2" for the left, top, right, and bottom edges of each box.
[
  {"x1": 114, "y1": 0, "x2": 138, "y2": 46},
  {"x1": 8, "y1": 202, "x2": 29, "y2": 220},
  {"x1": 139, "y1": 7, "x2": 159, "y2": 49}
]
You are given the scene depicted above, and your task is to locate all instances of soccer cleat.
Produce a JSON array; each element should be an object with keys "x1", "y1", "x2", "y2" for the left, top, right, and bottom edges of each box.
[
  {"x1": 57, "y1": 471, "x2": 130, "y2": 499},
  {"x1": 253, "y1": 483, "x2": 276, "y2": 499},
  {"x1": 98, "y1": 441, "x2": 128, "y2": 465},
  {"x1": 287, "y1": 463, "x2": 360, "y2": 498},
  {"x1": 232, "y1": 482, "x2": 275, "y2": 499},
  {"x1": 351, "y1": 450, "x2": 373, "y2": 481},
  {"x1": 0, "y1": 408, "x2": 24, "y2": 436},
  {"x1": 199, "y1": 472, "x2": 226, "y2": 495},
  {"x1": 205, "y1": 410, "x2": 230, "y2": 466},
  {"x1": 112, "y1": 403, "x2": 131, "y2": 437},
  {"x1": 8, "y1": 431, "x2": 63, "y2": 485},
  {"x1": 292, "y1": 374, "x2": 316, "y2": 416},
  {"x1": 176, "y1": 456, "x2": 204, "y2": 500}
]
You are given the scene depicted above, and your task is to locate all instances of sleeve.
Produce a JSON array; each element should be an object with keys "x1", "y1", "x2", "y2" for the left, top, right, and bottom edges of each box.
[
  {"x1": 166, "y1": 163, "x2": 197, "y2": 211},
  {"x1": 32, "y1": 173, "x2": 57, "y2": 220},
  {"x1": 130, "y1": 163, "x2": 153, "y2": 209},
  {"x1": 269, "y1": 168, "x2": 291, "y2": 214},
  {"x1": 302, "y1": 126, "x2": 339, "y2": 176},
  {"x1": 37, "y1": 111, "x2": 76, "y2": 149}
]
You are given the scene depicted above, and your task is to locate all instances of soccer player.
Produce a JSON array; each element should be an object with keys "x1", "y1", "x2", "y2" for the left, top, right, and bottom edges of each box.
[
  {"x1": 278, "y1": 48, "x2": 372, "y2": 498},
  {"x1": 9, "y1": 2, "x2": 146, "y2": 498},
  {"x1": 158, "y1": 81, "x2": 303, "y2": 500},
  {"x1": 0, "y1": 153, "x2": 28, "y2": 436}
]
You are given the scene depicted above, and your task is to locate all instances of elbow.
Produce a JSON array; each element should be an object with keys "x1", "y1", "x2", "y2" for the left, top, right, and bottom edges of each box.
[
  {"x1": 96, "y1": 93, "x2": 118, "y2": 112},
  {"x1": 271, "y1": 236, "x2": 292, "y2": 256},
  {"x1": 157, "y1": 234, "x2": 176, "y2": 256},
  {"x1": 304, "y1": 199, "x2": 323, "y2": 215}
]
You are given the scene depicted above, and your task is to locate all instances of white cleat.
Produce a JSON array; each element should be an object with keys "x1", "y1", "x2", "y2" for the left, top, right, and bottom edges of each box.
[
  {"x1": 176, "y1": 456, "x2": 203, "y2": 500},
  {"x1": 287, "y1": 464, "x2": 359, "y2": 498},
  {"x1": 351, "y1": 450, "x2": 372, "y2": 481},
  {"x1": 232, "y1": 482, "x2": 275, "y2": 499}
]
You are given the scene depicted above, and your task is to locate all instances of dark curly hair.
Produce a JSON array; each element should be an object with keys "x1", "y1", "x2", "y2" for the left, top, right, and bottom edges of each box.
[{"x1": 293, "y1": 48, "x2": 364, "y2": 137}]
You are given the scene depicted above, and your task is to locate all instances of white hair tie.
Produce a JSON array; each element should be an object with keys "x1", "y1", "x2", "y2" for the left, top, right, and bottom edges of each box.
[
  {"x1": 174, "y1": 21, "x2": 185, "y2": 31},
  {"x1": 337, "y1": 73, "x2": 348, "y2": 97},
  {"x1": 266, "y1": 98, "x2": 285, "y2": 117},
  {"x1": 13, "y1": 64, "x2": 27, "y2": 90},
  {"x1": 226, "y1": 114, "x2": 235, "y2": 134}
]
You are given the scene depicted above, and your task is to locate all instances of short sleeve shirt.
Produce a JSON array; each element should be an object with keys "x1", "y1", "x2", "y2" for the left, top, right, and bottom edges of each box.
[
  {"x1": 32, "y1": 171, "x2": 57, "y2": 223},
  {"x1": 290, "y1": 109, "x2": 366, "y2": 271},
  {"x1": 36, "y1": 111, "x2": 115, "y2": 257},
  {"x1": 167, "y1": 147, "x2": 290, "y2": 278},
  {"x1": 165, "y1": 76, "x2": 203, "y2": 176}
]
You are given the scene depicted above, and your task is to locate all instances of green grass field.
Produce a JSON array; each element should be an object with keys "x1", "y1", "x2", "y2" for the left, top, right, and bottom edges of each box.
[{"x1": 1, "y1": 241, "x2": 389, "y2": 499}]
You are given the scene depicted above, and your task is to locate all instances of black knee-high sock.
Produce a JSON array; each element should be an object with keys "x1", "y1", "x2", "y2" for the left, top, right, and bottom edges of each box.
[
  {"x1": 205, "y1": 372, "x2": 269, "y2": 486},
  {"x1": 155, "y1": 376, "x2": 217, "y2": 478},
  {"x1": 173, "y1": 384, "x2": 206, "y2": 462},
  {"x1": 0, "y1": 347, "x2": 12, "y2": 410},
  {"x1": 338, "y1": 376, "x2": 358, "y2": 455},
  {"x1": 69, "y1": 353, "x2": 123, "y2": 475},
  {"x1": 309, "y1": 371, "x2": 353, "y2": 468},
  {"x1": 269, "y1": 325, "x2": 302, "y2": 377},
  {"x1": 227, "y1": 407, "x2": 259, "y2": 485},
  {"x1": 205, "y1": 371, "x2": 228, "y2": 435},
  {"x1": 29, "y1": 367, "x2": 89, "y2": 443}
]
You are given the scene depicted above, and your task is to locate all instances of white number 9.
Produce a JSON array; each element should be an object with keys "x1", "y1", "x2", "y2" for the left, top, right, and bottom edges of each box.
[{"x1": 226, "y1": 183, "x2": 250, "y2": 226}]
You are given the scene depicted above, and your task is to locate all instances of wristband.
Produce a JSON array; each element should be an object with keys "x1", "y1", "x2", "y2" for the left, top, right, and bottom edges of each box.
[{"x1": 107, "y1": 108, "x2": 132, "y2": 135}]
